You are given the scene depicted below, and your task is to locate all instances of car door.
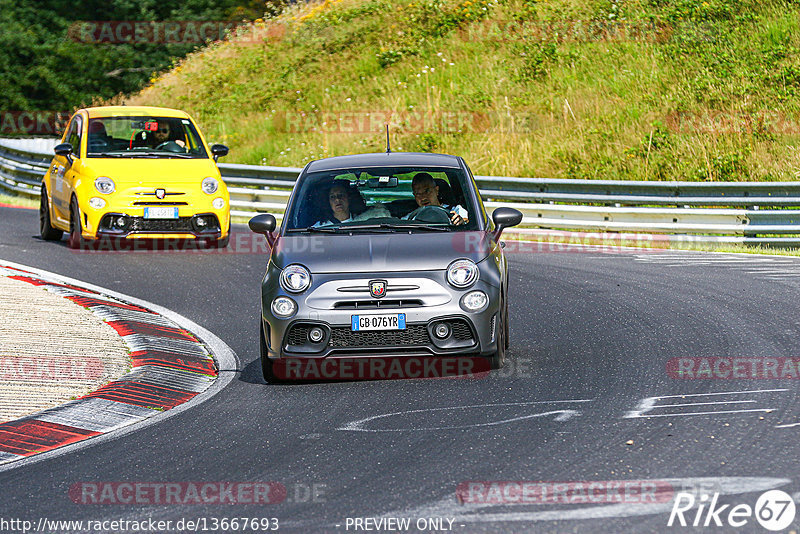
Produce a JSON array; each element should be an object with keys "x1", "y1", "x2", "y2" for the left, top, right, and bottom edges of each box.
[{"x1": 51, "y1": 115, "x2": 83, "y2": 221}]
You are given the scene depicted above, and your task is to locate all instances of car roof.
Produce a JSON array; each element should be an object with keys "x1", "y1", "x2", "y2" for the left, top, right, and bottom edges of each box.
[
  {"x1": 305, "y1": 152, "x2": 462, "y2": 172},
  {"x1": 81, "y1": 106, "x2": 191, "y2": 119}
]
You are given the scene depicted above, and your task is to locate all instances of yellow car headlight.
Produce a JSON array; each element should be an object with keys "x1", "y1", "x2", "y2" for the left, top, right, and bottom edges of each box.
[
  {"x1": 94, "y1": 176, "x2": 115, "y2": 194},
  {"x1": 202, "y1": 177, "x2": 219, "y2": 195}
]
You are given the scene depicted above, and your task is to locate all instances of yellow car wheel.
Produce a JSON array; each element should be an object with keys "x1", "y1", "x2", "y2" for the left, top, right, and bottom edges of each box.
[
  {"x1": 39, "y1": 186, "x2": 63, "y2": 241},
  {"x1": 67, "y1": 198, "x2": 86, "y2": 250}
]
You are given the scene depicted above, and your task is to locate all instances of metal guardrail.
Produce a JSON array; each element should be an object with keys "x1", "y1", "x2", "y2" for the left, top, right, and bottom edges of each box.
[{"x1": 3, "y1": 140, "x2": 800, "y2": 245}]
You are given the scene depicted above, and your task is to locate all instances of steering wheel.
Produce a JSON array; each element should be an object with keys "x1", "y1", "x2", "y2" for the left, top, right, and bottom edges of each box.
[
  {"x1": 154, "y1": 141, "x2": 186, "y2": 153},
  {"x1": 407, "y1": 205, "x2": 452, "y2": 224}
]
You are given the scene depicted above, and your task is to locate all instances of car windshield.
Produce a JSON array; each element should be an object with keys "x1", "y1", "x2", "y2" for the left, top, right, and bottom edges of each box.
[
  {"x1": 284, "y1": 166, "x2": 478, "y2": 232},
  {"x1": 85, "y1": 116, "x2": 208, "y2": 158}
]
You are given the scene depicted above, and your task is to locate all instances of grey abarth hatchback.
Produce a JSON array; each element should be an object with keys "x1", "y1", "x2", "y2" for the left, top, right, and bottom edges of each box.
[{"x1": 249, "y1": 152, "x2": 522, "y2": 382}]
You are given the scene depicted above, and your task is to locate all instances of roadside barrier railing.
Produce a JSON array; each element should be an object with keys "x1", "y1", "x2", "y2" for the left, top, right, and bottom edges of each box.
[{"x1": 3, "y1": 140, "x2": 800, "y2": 245}]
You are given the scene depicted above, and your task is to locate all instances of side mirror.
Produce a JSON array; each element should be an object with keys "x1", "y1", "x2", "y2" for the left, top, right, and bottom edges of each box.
[
  {"x1": 54, "y1": 142, "x2": 73, "y2": 163},
  {"x1": 492, "y1": 207, "x2": 523, "y2": 239},
  {"x1": 211, "y1": 144, "x2": 229, "y2": 162},
  {"x1": 249, "y1": 213, "x2": 277, "y2": 235}
]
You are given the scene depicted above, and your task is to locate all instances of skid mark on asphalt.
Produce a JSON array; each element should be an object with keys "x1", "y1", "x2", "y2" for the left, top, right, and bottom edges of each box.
[
  {"x1": 338, "y1": 400, "x2": 592, "y2": 432},
  {"x1": 624, "y1": 389, "x2": 787, "y2": 419},
  {"x1": 631, "y1": 252, "x2": 800, "y2": 283}
]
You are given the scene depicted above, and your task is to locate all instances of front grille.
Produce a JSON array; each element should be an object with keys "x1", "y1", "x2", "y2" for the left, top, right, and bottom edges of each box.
[
  {"x1": 128, "y1": 217, "x2": 194, "y2": 232},
  {"x1": 287, "y1": 325, "x2": 311, "y2": 345},
  {"x1": 333, "y1": 299, "x2": 423, "y2": 310},
  {"x1": 451, "y1": 319, "x2": 473, "y2": 341},
  {"x1": 329, "y1": 325, "x2": 431, "y2": 348}
]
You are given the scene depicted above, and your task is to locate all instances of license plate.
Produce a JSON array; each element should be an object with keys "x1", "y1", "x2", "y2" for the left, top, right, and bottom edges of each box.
[
  {"x1": 143, "y1": 207, "x2": 179, "y2": 219},
  {"x1": 351, "y1": 313, "x2": 406, "y2": 331}
]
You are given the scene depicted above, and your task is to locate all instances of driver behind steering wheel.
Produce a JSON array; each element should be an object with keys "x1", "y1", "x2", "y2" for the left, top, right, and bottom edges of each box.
[
  {"x1": 151, "y1": 121, "x2": 186, "y2": 150},
  {"x1": 406, "y1": 172, "x2": 469, "y2": 225}
]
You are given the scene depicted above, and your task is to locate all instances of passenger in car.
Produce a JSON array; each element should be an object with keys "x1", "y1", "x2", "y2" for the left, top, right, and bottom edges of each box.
[
  {"x1": 314, "y1": 181, "x2": 389, "y2": 226},
  {"x1": 406, "y1": 173, "x2": 469, "y2": 225}
]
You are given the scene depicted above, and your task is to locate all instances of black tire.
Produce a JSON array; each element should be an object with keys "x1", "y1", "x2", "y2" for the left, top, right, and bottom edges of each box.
[
  {"x1": 39, "y1": 186, "x2": 63, "y2": 241},
  {"x1": 260, "y1": 321, "x2": 286, "y2": 384},
  {"x1": 504, "y1": 288, "x2": 510, "y2": 350},
  {"x1": 67, "y1": 197, "x2": 85, "y2": 249},
  {"x1": 489, "y1": 306, "x2": 506, "y2": 370}
]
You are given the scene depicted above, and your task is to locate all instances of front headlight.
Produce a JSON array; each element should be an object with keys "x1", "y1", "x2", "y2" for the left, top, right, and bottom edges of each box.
[
  {"x1": 447, "y1": 259, "x2": 479, "y2": 288},
  {"x1": 280, "y1": 264, "x2": 311, "y2": 293},
  {"x1": 94, "y1": 176, "x2": 115, "y2": 194},
  {"x1": 201, "y1": 177, "x2": 219, "y2": 195}
]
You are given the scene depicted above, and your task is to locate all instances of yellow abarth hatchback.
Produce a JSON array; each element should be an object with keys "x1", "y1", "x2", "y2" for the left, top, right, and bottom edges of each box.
[{"x1": 40, "y1": 106, "x2": 231, "y2": 249}]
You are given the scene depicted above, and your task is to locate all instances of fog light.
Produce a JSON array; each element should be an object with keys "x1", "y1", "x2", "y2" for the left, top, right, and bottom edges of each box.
[
  {"x1": 88, "y1": 197, "x2": 106, "y2": 209},
  {"x1": 197, "y1": 217, "x2": 207, "y2": 227},
  {"x1": 434, "y1": 323, "x2": 451, "y2": 339},
  {"x1": 271, "y1": 297, "x2": 297, "y2": 318},
  {"x1": 308, "y1": 327, "x2": 324, "y2": 343},
  {"x1": 212, "y1": 197, "x2": 225, "y2": 210},
  {"x1": 461, "y1": 290, "x2": 489, "y2": 312},
  {"x1": 114, "y1": 216, "x2": 127, "y2": 229}
]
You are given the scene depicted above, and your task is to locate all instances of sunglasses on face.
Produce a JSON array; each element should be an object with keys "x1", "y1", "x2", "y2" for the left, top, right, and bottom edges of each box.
[{"x1": 413, "y1": 187, "x2": 435, "y2": 197}]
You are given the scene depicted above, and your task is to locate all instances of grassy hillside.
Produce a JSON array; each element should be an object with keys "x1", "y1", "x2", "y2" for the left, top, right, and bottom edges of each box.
[{"x1": 126, "y1": 0, "x2": 800, "y2": 181}]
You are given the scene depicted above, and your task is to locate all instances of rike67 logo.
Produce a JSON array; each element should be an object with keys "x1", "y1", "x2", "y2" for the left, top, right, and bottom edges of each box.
[{"x1": 668, "y1": 490, "x2": 796, "y2": 531}]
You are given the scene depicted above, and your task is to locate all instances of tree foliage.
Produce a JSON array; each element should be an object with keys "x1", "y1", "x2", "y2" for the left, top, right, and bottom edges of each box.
[{"x1": 0, "y1": 0, "x2": 274, "y2": 111}]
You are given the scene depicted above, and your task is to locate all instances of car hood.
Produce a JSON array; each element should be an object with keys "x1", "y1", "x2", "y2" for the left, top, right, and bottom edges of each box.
[
  {"x1": 272, "y1": 231, "x2": 493, "y2": 273},
  {"x1": 80, "y1": 158, "x2": 220, "y2": 184}
]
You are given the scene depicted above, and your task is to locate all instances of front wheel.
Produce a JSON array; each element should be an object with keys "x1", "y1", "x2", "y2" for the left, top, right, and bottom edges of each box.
[
  {"x1": 489, "y1": 308, "x2": 506, "y2": 370},
  {"x1": 67, "y1": 197, "x2": 86, "y2": 249},
  {"x1": 260, "y1": 321, "x2": 286, "y2": 384},
  {"x1": 39, "y1": 186, "x2": 63, "y2": 241}
]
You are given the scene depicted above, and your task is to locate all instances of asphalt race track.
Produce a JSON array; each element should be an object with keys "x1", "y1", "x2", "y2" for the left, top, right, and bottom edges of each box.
[{"x1": 1, "y1": 204, "x2": 799, "y2": 533}]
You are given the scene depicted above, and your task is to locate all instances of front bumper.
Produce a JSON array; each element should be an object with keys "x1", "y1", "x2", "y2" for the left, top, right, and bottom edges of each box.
[
  {"x1": 95, "y1": 212, "x2": 223, "y2": 239},
  {"x1": 261, "y1": 270, "x2": 501, "y2": 360}
]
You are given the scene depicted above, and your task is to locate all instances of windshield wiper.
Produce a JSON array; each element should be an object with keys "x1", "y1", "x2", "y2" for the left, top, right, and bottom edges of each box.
[
  {"x1": 288, "y1": 223, "x2": 451, "y2": 234},
  {"x1": 129, "y1": 151, "x2": 195, "y2": 158},
  {"x1": 89, "y1": 152, "x2": 128, "y2": 158},
  {"x1": 377, "y1": 223, "x2": 451, "y2": 232},
  {"x1": 288, "y1": 226, "x2": 339, "y2": 233}
]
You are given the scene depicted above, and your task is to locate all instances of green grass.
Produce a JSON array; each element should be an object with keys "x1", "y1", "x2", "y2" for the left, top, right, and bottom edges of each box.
[
  {"x1": 122, "y1": 0, "x2": 800, "y2": 181},
  {"x1": 0, "y1": 193, "x2": 37, "y2": 208}
]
